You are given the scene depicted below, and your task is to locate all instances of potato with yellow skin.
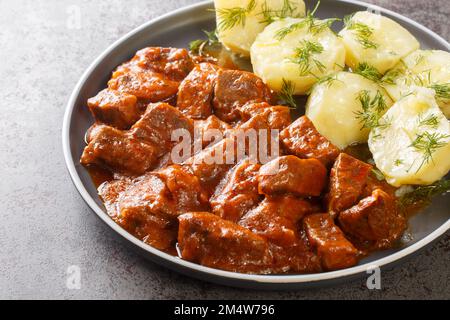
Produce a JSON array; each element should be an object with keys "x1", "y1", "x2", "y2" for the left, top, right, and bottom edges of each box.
[
  {"x1": 214, "y1": 0, "x2": 306, "y2": 56},
  {"x1": 251, "y1": 17, "x2": 345, "y2": 95},
  {"x1": 369, "y1": 87, "x2": 450, "y2": 187},
  {"x1": 339, "y1": 11, "x2": 420, "y2": 74},
  {"x1": 306, "y1": 72, "x2": 393, "y2": 149},
  {"x1": 383, "y1": 50, "x2": 450, "y2": 118}
]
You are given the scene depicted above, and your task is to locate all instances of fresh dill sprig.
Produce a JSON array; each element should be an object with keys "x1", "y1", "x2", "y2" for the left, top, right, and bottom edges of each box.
[
  {"x1": 410, "y1": 132, "x2": 450, "y2": 172},
  {"x1": 394, "y1": 159, "x2": 404, "y2": 166},
  {"x1": 355, "y1": 90, "x2": 389, "y2": 130},
  {"x1": 259, "y1": 0, "x2": 300, "y2": 24},
  {"x1": 216, "y1": 0, "x2": 257, "y2": 32},
  {"x1": 189, "y1": 29, "x2": 220, "y2": 55},
  {"x1": 418, "y1": 113, "x2": 440, "y2": 129},
  {"x1": 399, "y1": 179, "x2": 450, "y2": 207},
  {"x1": 382, "y1": 69, "x2": 403, "y2": 85},
  {"x1": 278, "y1": 79, "x2": 298, "y2": 109},
  {"x1": 315, "y1": 73, "x2": 341, "y2": 87},
  {"x1": 344, "y1": 15, "x2": 378, "y2": 49},
  {"x1": 291, "y1": 40, "x2": 325, "y2": 76},
  {"x1": 355, "y1": 62, "x2": 383, "y2": 82},
  {"x1": 274, "y1": 1, "x2": 339, "y2": 40},
  {"x1": 430, "y1": 83, "x2": 450, "y2": 100}
]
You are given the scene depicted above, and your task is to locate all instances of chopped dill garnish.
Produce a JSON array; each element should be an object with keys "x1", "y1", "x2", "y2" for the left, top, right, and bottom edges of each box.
[
  {"x1": 344, "y1": 14, "x2": 378, "y2": 49},
  {"x1": 394, "y1": 159, "x2": 404, "y2": 166},
  {"x1": 291, "y1": 40, "x2": 325, "y2": 76},
  {"x1": 259, "y1": 0, "x2": 300, "y2": 24},
  {"x1": 274, "y1": 1, "x2": 340, "y2": 40},
  {"x1": 430, "y1": 83, "x2": 450, "y2": 100},
  {"x1": 355, "y1": 62, "x2": 383, "y2": 82},
  {"x1": 315, "y1": 73, "x2": 341, "y2": 87},
  {"x1": 410, "y1": 132, "x2": 450, "y2": 172},
  {"x1": 216, "y1": 0, "x2": 257, "y2": 32},
  {"x1": 355, "y1": 90, "x2": 389, "y2": 130},
  {"x1": 278, "y1": 79, "x2": 298, "y2": 109},
  {"x1": 382, "y1": 69, "x2": 403, "y2": 85},
  {"x1": 418, "y1": 113, "x2": 440, "y2": 129},
  {"x1": 399, "y1": 179, "x2": 450, "y2": 207},
  {"x1": 189, "y1": 29, "x2": 220, "y2": 55}
]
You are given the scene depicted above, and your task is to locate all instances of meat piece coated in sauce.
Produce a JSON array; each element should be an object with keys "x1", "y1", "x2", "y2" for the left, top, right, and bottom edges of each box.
[
  {"x1": 338, "y1": 189, "x2": 406, "y2": 249},
  {"x1": 304, "y1": 213, "x2": 360, "y2": 271},
  {"x1": 111, "y1": 165, "x2": 209, "y2": 252},
  {"x1": 280, "y1": 116, "x2": 340, "y2": 166},
  {"x1": 239, "y1": 196, "x2": 322, "y2": 273},
  {"x1": 328, "y1": 153, "x2": 373, "y2": 215},
  {"x1": 178, "y1": 212, "x2": 273, "y2": 274},
  {"x1": 87, "y1": 89, "x2": 140, "y2": 129},
  {"x1": 258, "y1": 156, "x2": 327, "y2": 197},
  {"x1": 80, "y1": 125, "x2": 160, "y2": 175},
  {"x1": 211, "y1": 160, "x2": 262, "y2": 222},
  {"x1": 177, "y1": 63, "x2": 220, "y2": 119},
  {"x1": 213, "y1": 70, "x2": 274, "y2": 122}
]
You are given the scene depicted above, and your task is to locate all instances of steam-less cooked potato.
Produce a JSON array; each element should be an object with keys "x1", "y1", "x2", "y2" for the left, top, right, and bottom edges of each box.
[
  {"x1": 339, "y1": 11, "x2": 420, "y2": 74},
  {"x1": 382, "y1": 50, "x2": 450, "y2": 118},
  {"x1": 369, "y1": 87, "x2": 450, "y2": 187},
  {"x1": 251, "y1": 17, "x2": 346, "y2": 95},
  {"x1": 214, "y1": 0, "x2": 306, "y2": 56},
  {"x1": 306, "y1": 72, "x2": 393, "y2": 149}
]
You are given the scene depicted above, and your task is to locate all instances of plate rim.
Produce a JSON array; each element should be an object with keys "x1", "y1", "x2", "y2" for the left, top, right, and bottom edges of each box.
[{"x1": 62, "y1": 0, "x2": 450, "y2": 286}]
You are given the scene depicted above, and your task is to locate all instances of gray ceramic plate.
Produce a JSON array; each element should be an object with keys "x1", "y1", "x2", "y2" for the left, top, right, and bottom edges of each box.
[{"x1": 63, "y1": 0, "x2": 450, "y2": 289}]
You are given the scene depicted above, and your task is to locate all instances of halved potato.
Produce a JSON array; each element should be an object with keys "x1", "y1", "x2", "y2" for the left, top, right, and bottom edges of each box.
[
  {"x1": 383, "y1": 50, "x2": 450, "y2": 118},
  {"x1": 369, "y1": 87, "x2": 450, "y2": 187},
  {"x1": 251, "y1": 17, "x2": 345, "y2": 95},
  {"x1": 339, "y1": 11, "x2": 420, "y2": 74},
  {"x1": 214, "y1": 0, "x2": 306, "y2": 56},
  {"x1": 306, "y1": 71, "x2": 393, "y2": 149}
]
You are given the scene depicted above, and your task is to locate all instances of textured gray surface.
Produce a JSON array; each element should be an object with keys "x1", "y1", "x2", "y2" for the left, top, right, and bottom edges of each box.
[{"x1": 0, "y1": 0, "x2": 449, "y2": 300}]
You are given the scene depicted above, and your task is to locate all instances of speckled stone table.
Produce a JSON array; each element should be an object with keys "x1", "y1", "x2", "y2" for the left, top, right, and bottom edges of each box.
[{"x1": 0, "y1": 0, "x2": 448, "y2": 300}]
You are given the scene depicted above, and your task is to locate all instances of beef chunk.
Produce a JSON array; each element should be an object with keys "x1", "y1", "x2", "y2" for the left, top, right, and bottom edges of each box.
[
  {"x1": 178, "y1": 212, "x2": 272, "y2": 273},
  {"x1": 211, "y1": 160, "x2": 262, "y2": 222},
  {"x1": 113, "y1": 166, "x2": 209, "y2": 252},
  {"x1": 108, "y1": 48, "x2": 193, "y2": 103},
  {"x1": 304, "y1": 213, "x2": 359, "y2": 270},
  {"x1": 239, "y1": 196, "x2": 317, "y2": 246},
  {"x1": 108, "y1": 70, "x2": 180, "y2": 102},
  {"x1": 98, "y1": 178, "x2": 132, "y2": 218},
  {"x1": 113, "y1": 47, "x2": 194, "y2": 81},
  {"x1": 258, "y1": 156, "x2": 327, "y2": 197},
  {"x1": 81, "y1": 103, "x2": 193, "y2": 175},
  {"x1": 114, "y1": 174, "x2": 178, "y2": 251},
  {"x1": 239, "y1": 196, "x2": 322, "y2": 273},
  {"x1": 328, "y1": 153, "x2": 373, "y2": 214},
  {"x1": 280, "y1": 116, "x2": 340, "y2": 166},
  {"x1": 194, "y1": 115, "x2": 231, "y2": 149},
  {"x1": 338, "y1": 189, "x2": 406, "y2": 249},
  {"x1": 184, "y1": 137, "x2": 237, "y2": 195},
  {"x1": 131, "y1": 102, "x2": 193, "y2": 146},
  {"x1": 213, "y1": 70, "x2": 273, "y2": 122},
  {"x1": 80, "y1": 125, "x2": 159, "y2": 175},
  {"x1": 87, "y1": 89, "x2": 140, "y2": 129},
  {"x1": 177, "y1": 63, "x2": 220, "y2": 119}
]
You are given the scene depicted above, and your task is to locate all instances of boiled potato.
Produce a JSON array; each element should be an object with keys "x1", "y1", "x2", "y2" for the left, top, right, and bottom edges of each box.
[
  {"x1": 369, "y1": 87, "x2": 450, "y2": 187},
  {"x1": 305, "y1": 72, "x2": 393, "y2": 149},
  {"x1": 251, "y1": 17, "x2": 345, "y2": 95},
  {"x1": 214, "y1": 0, "x2": 306, "y2": 56},
  {"x1": 383, "y1": 50, "x2": 450, "y2": 118},
  {"x1": 339, "y1": 11, "x2": 420, "y2": 74}
]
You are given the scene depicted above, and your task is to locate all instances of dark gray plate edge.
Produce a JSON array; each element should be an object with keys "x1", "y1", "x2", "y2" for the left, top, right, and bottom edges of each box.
[{"x1": 62, "y1": 0, "x2": 450, "y2": 289}]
